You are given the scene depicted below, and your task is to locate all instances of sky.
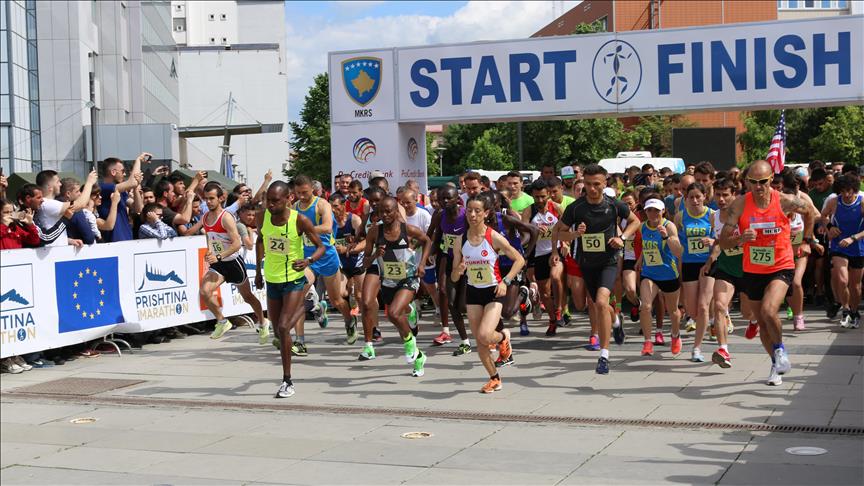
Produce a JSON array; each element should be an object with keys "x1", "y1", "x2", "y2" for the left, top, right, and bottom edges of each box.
[{"x1": 284, "y1": 1, "x2": 581, "y2": 134}]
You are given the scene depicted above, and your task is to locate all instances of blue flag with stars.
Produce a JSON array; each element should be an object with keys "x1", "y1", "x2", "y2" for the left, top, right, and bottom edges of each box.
[{"x1": 55, "y1": 257, "x2": 124, "y2": 333}]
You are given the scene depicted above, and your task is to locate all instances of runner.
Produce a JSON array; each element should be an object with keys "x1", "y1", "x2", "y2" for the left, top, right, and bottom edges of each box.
[
  {"x1": 634, "y1": 198, "x2": 683, "y2": 357},
  {"x1": 778, "y1": 170, "x2": 820, "y2": 331},
  {"x1": 330, "y1": 192, "x2": 362, "y2": 344},
  {"x1": 719, "y1": 160, "x2": 814, "y2": 386},
  {"x1": 429, "y1": 185, "x2": 472, "y2": 355},
  {"x1": 822, "y1": 173, "x2": 864, "y2": 329},
  {"x1": 345, "y1": 180, "x2": 368, "y2": 218},
  {"x1": 617, "y1": 190, "x2": 641, "y2": 325},
  {"x1": 506, "y1": 171, "x2": 534, "y2": 214},
  {"x1": 362, "y1": 197, "x2": 433, "y2": 376},
  {"x1": 548, "y1": 177, "x2": 580, "y2": 327},
  {"x1": 451, "y1": 195, "x2": 525, "y2": 392},
  {"x1": 553, "y1": 164, "x2": 640, "y2": 374},
  {"x1": 526, "y1": 179, "x2": 564, "y2": 336},
  {"x1": 198, "y1": 182, "x2": 268, "y2": 342},
  {"x1": 254, "y1": 181, "x2": 325, "y2": 398},
  {"x1": 400, "y1": 187, "x2": 433, "y2": 331},
  {"x1": 293, "y1": 175, "x2": 358, "y2": 346},
  {"x1": 675, "y1": 182, "x2": 715, "y2": 362}
]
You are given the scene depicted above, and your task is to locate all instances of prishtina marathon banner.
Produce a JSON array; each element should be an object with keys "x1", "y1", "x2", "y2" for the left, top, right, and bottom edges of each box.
[{"x1": 0, "y1": 235, "x2": 267, "y2": 358}]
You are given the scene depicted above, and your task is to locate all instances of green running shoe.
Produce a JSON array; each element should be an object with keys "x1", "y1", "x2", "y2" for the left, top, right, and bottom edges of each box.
[
  {"x1": 403, "y1": 334, "x2": 419, "y2": 363},
  {"x1": 358, "y1": 343, "x2": 376, "y2": 361},
  {"x1": 291, "y1": 341, "x2": 308, "y2": 356},
  {"x1": 786, "y1": 305, "x2": 794, "y2": 321},
  {"x1": 272, "y1": 337, "x2": 280, "y2": 349},
  {"x1": 408, "y1": 303, "x2": 418, "y2": 328},
  {"x1": 258, "y1": 319, "x2": 271, "y2": 345},
  {"x1": 452, "y1": 343, "x2": 472, "y2": 356},
  {"x1": 412, "y1": 351, "x2": 426, "y2": 377},
  {"x1": 210, "y1": 319, "x2": 232, "y2": 339},
  {"x1": 346, "y1": 316, "x2": 359, "y2": 345}
]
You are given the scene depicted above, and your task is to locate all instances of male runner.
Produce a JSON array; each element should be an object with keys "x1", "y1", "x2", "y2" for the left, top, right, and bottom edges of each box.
[
  {"x1": 822, "y1": 174, "x2": 864, "y2": 329},
  {"x1": 255, "y1": 181, "x2": 325, "y2": 398},
  {"x1": 198, "y1": 182, "x2": 268, "y2": 341},
  {"x1": 719, "y1": 160, "x2": 813, "y2": 386}
]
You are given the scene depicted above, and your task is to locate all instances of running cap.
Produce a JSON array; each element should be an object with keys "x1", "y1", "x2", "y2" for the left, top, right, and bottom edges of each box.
[
  {"x1": 369, "y1": 170, "x2": 386, "y2": 180},
  {"x1": 561, "y1": 166, "x2": 575, "y2": 179},
  {"x1": 603, "y1": 187, "x2": 617, "y2": 198},
  {"x1": 644, "y1": 198, "x2": 665, "y2": 211}
]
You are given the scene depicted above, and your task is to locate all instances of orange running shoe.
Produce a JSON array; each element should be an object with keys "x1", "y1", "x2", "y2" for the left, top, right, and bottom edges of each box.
[
  {"x1": 641, "y1": 341, "x2": 654, "y2": 356},
  {"x1": 670, "y1": 336, "x2": 682, "y2": 355},
  {"x1": 481, "y1": 376, "x2": 502, "y2": 394},
  {"x1": 499, "y1": 335, "x2": 512, "y2": 361}
]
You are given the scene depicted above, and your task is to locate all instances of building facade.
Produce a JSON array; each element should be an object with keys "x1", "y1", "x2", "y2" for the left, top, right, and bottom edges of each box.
[
  {"x1": 171, "y1": 0, "x2": 287, "y2": 187},
  {"x1": 0, "y1": 0, "x2": 41, "y2": 174}
]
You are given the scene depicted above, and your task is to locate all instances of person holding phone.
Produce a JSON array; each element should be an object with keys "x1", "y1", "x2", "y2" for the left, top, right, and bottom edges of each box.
[{"x1": 98, "y1": 152, "x2": 148, "y2": 242}]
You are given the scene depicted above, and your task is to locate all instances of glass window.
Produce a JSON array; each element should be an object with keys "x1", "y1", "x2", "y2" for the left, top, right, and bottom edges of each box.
[
  {"x1": 0, "y1": 63, "x2": 7, "y2": 95},
  {"x1": 30, "y1": 133, "x2": 40, "y2": 163},
  {"x1": 838, "y1": 0, "x2": 847, "y2": 7},
  {"x1": 0, "y1": 34, "x2": 6, "y2": 63},
  {"x1": 28, "y1": 71, "x2": 36, "y2": 100},
  {"x1": 0, "y1": 94, "x2": 7, "y2": 123},
  {"x1": 804, "y1": 0, "x2": 814, "y2": 7},
  {"x1": 1, "y1": 127, "x2": 9, "y2": 158},
  {"x1": 29, "y1": 100, "x2": 38, "y2": 129},
  {"x1": 788, "y1": 0, "x2": 798, "y2": 7},
  {"x1": 821, "y1": 0, "x2": 832, "y2": 7},
  {"x1": 27, "y1": 41, "x2": 35, "y2": 69}
]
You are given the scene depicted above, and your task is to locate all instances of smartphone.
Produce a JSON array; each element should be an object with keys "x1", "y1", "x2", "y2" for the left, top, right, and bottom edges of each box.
[{"x1": 145, "y1": 154, "x2": 152, "y2": 162}]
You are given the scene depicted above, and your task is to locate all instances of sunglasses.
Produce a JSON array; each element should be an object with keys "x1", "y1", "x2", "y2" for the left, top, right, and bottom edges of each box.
[{"x1": 747, "y1": 177, "x2": 771, "y2": 186}]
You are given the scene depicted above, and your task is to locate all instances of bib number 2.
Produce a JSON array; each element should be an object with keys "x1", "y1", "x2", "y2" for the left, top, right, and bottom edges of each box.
[{"x1": 643, "y1": 248, "x2": 662, "y2": 266}]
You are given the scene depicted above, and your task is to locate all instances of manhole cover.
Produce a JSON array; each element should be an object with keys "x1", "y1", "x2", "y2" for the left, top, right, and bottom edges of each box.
[
  {"x1": 786, "y1": 447, "x2": 828, "y2": 456},
  {"x1": 401, "y1": 431, "x2": 433, "y2": 439},
  {"x1": 69, "y1": 417, "x2": 98, "y2": 424},
  {"x1": 9, "y1": 378, "x2": 145, "y2": 396}
]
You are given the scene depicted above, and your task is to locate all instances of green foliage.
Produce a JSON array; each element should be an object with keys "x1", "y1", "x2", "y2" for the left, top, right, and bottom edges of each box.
[
  {"x1": 629, "y1": 115, "x2": 695, "y2": 157},
  {"x1": 739, "y1": 107, "x2": 864, "y2": 165},
  {"x1": 425, "y1": 133, "x2": 441, "y2": 176},
  {"x1": 287, "y1": 73, "x2": 331, "y2": 183},
  {"x1": 462, "y1": 129, "x2": 515, "y2": 172}
]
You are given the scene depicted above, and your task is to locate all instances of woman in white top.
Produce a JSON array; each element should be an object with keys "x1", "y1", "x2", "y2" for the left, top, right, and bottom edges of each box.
[{"x1": 451, "y1": 194, "x2": 525, "y2": 394}]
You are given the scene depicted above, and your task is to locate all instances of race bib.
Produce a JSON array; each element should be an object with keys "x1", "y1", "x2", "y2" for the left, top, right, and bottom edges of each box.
[
  {"x1": 267, "y1": 235, "x2": 289, "y2": 255},
  {"x1": 749, "y1": 246, "x2": 776, "y2": 266},
  {"x1": 208, "y1": 235, "x2": 226, "y2": 254},
  {"x1": 539, "y1": 226, "x2": 553, "y2": 241},
  {"x1": 334, "y1": 237, "x2": 347, "y2": 248},
  {"x1": 302, "y1": 233, "x2": 313, "y2": 247},
  {"x1": 467, "y1": 264, "x2": 494, "y2": 286},
  {"x1": 582, "y1": 233, "x2": 606, "y2": 252},
  {"x1": 791, "y1": 231, "x2": 804, "y2": 246},
  {"x1": 687, "y1": 236, "x2": 709, "y2": 254},
  {"x1": 624, "y1": 239, "x2": 634, "y2": 252},
  {"x1": 642, "y1": 247, "x2": 662, "y2": 266},
  {"x1": 723, "y1": 246, "x2": 743, "y2": 257},
  {"x1": 382, "y1": 261, "x2": 407, "y2": 280},
  {"x1": 442, "y1": 234, "x2": 457, "y2": 251}
]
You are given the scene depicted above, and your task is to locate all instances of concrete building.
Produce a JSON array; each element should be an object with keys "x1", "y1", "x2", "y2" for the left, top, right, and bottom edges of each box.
[
  {"x1": 0, "y1": 0, "x2": 42, "y2": 174},
  {"x1": 35, "y1": 0, "x2": 179, "y2": 177},
  {"x1": 171, "y1": 0, "x2": 286, "y2": 187},
  {"x1": 777, "y1": 0, "x2": 859, "y2": 19}
]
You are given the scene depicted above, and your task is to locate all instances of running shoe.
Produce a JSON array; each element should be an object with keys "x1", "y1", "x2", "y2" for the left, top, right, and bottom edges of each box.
[
  {"x1": 358, "y1": 343, "x2": 376, "y2": 361},
  {"x1": 403, "y1": 335, "x2": 419, "y2": 363},
  {"x1": 408, "y1": 303, "x2": 418, "y2": 329},
  {"x1": 630, "y1": 301, "x2": 640, "y2": 322},
  {"x1": 712, "y1": 348, "x2": 732, "y2": 369},
  {"x1": 684, "y1": 317, "x2": 696, "y2": 332},
  {"x1": 210, "y1": 319, "x2": 232, "y2": 339},
  {"x1": 745, "y1": 321, "x2": 759, "y2": 340},
  {"x1": 727, "y1": 321, "x2": 735, "y2": 335},
  {"x1": 670, "y1": 336, "x2": 682, "y2": 355},
  {"x1": 654, "y1": 331, "x2": 665, "y2": 346},
  {"x1": 452, "y1": 343, "x2": 472, "y2": 356},
  {"x1": 272, "y1": 337, "x2": 281, "y2": 349},
  {"x1": 275, "y1": 381, "x2": 295, "y2": 398},
  {"x1": 613, "y1": 323, "x2": 626, "y2": 345},
  {"x1": 793, "y1": 315, "x2": 806, "y2": 331},
  {"x1": 494, "y1": 354, "x2": 515, "y2": 368},
  {"x1": 826, "y1": 302, "x2": 841, "y2": 319},
  {"x1": 595, "y1": 356, "x2": 609, "y2": 375},
  {"x1": 708, "y1": 326, "x2": 717, "y2": 342},
  {"x1": 372, "y1": 327, "x2": 383, "y2": 342},
  {"x1": 258, "y1": 319, "x2": 271, "y2": 346},
  {"x1": 584, "y1": 335, "x2": 600, "y2": 351},
  {"x1": 499, "y1": 331, "x2": 512, "y2": 361},
  {"x1": 785, "y1": 305, "x2": 794, "y2": 321},
  {"x1": 291, "y1": 341, "x2": 308, "y2": 356},
  {"x1": 766, "y1": 365, "x2": 782, "y2": 386},
  {"x1": 641, "y1": 341, "x2": 654, "y2": 356},
  {"x1": 518, "y1": 285, "x2": 530, "y2": 307},
  {"x1": 840, "y1": 309, "x2": 852, "y2": 328},
  {"x1": 432, "y1": 331, "x2": 452, "y2": 346},
  {"x1": 412, "y1": 351, "x2": 426, "y2": 377},
  {"x1": 481, "y1": 376, "x2": 503, "y2": 394},
  {"x1": 11, "y1": 356, "x2": 32, "y2": 371},
  {"x1": 562, "y1": 311, "x2": 572, "y2": 327},
  {"x1": 851, "y1": 312, "x2": 861, "y2": 329},
  {"x1": 774, "y1": 347, "x2": 791, "y2": 375},
  {"x1": 545, "y1": 322, "x2": 557, "y2": 337},
  {"x1": 519, "y1": 317, "x2": 530, "y2": 336},
  {"x1": 691, "y1": 348, "x2": 705, "y2": 362},
  {"x1": 530, "y1": 286, "x2": 542, "y2": 320},
  {"x1": 1, "y1": 358, "x2": 24, "y2": 374},
  {"x1": 346, "y1": 316, "x2": 359, "y2": 345},
  {"x1": 351, "y1": 306, "x2": 360, "y2": 316},
  {"x1": 315, "y1": 301, "x2": 329, "y2": 328}
]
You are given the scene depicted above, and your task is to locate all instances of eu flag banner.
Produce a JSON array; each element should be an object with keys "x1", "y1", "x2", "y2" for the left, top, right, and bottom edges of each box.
[{"x1": 55, "y1": 257, "x2": 124, "y2": 333}]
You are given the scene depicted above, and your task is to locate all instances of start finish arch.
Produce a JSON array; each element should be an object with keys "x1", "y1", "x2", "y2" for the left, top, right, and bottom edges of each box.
[{"x1": 328, "y1": 15, "x2": 863, "y2": 192}]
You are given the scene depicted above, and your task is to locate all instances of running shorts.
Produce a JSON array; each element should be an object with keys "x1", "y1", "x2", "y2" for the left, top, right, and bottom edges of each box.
[
  {"x1": 681, "y1": 262, "x2": 707, "y2": 283},
  {"x1": 530, "y1": 253, "x2": 553, "y2": 281},
  {"x1": 830, "y1": 252, "x2": 864, "y2": 270},
  {"x1": 581, "y1": 264, "x2": 618, "y2": 299},
  {"x1": 622, "y1": 259, "x2": 637, "y2": 272},
  {"x1": 742, "y1": 270, "x2": 794, "y2": 301},
  {"x1": 645, "y1": 277, "x2": 680, "y2": 293},
  {"x1": 380, "y1": 278, "x2": 420, "y2": 305},
  {"x1": 310, "y1": 247, "x2": 341, "y2": 278},
  {"x1": 466, "y1": 284, "x2": 505, "y2": 307},
  {"x1": 266, "y1": 277, "x2": 308, "y2": 300},
  {"x1": 208, "y1": 258, "x2": 247, "y2": 285},
  {"x1": 565, "y1": 255, "x2": 583, "y2": 277}
]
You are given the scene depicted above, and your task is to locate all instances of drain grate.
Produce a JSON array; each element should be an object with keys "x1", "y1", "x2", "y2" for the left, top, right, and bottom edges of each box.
[
  {"x1": 2, "y1": 392, "x2": 861, "y2": 436},
  {"x1": 8, "y1": 378, "x2": 145, "y2": 396}
]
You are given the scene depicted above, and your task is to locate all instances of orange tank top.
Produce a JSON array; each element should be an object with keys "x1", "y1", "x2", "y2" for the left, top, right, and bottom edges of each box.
[{"x1": 738, "y1": 189, "x2": 794, "y2": 274}]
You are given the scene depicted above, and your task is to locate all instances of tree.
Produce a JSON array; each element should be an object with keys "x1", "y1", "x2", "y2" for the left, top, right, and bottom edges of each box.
[
  {"x1": 462, "y1": 129, "x2": 515, "y2": 173},
  {"x1": 629, "y1": 115, "x2": 695, "y2": 157},
  {"x1": 287, "y1": 73, "x2": 331, "y2": 183},
  {"x1": 810, "y1": 106, "x2": 864, "y2": 164}
]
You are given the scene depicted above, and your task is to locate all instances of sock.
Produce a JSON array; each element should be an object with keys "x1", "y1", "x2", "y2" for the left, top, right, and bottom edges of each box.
[
  {"x1": 693, "y1": 347, "x2": 701, "y2": 354},
  {"x1": 496, "y1": 319, "x2": 504, "y2": 332},
  {"x1": 491, "y1": 373, "x2": 500, "y2": 380},
  {"x1": 612, "y1": 318, "x2": 621, "y2": 328},
  {"x1": 443, "y1": 327, "x2": 451, "y2": 334},
  {"x1": 600, "y1": 348, "x2": 610, "y2": 359},
  {"x1": 720, "y1": 344, "x2": 729, "y2": 351},
  {"x1": 365, "y1": 341, "x2": 373, "y2": 348},
  {"x1": 283, "y1": 375, "x2": 292, "y2": 385},
  {"x1": 297, "y1": 335, "x2": 305, "y2": 344},
  {"x1": 591, "y1": 333, "x2": 599, "y2": 341},
  {"x1": 771, "y1": 355, "x2": 776, "y2": 364},
  {"x1": 403, "y1": 334, "x2": 413, "y2": 343},
  {"x1": 615, "y1": 302, "x2": 622, "y2": 312},
  {"x1": 462, "y1": 338, "x2": 471, "y2": 346},
  {"x1": 772, "y1": 343, "x2": 784, "y2": 352}
]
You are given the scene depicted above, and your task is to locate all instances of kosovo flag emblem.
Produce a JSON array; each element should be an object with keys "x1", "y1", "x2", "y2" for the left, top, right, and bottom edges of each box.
[
  {"x1": 55, "y1": 257, "x2": 124, "y2": 333},
  {"x1": 342, "y1": 56, "x2": 382, "y2": 106}
]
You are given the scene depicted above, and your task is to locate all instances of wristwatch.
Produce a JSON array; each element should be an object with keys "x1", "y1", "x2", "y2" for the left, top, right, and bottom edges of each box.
[
  {"x1": 503, "y1": 277, "x2": 513, "y2": 286},
  {"x1": 216, "y1": 253, "x2": 222, "y2": 262}
]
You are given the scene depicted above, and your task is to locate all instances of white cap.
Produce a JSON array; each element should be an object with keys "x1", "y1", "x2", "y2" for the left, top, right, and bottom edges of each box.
[
  {"x1": 603, "y1": 187, "x2": 616, "y2": 198},
  {"x1": 644, "y1": 198, "x2": 665, "y2": 211},
  {"x1": 795, "y1": 166, "x2": 809, "y2": 178},
  {"x1": 369, "y1": 170, "x2": 386, "y2": 180},
  {"x1": 560, "y1": 166, "x2": 575, "y2": 179}
]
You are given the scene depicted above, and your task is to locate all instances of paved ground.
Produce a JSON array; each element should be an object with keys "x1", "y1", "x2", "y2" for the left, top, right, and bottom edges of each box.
[{"x1": 1, "y1": 307, "x2": 862, "y2": 485}]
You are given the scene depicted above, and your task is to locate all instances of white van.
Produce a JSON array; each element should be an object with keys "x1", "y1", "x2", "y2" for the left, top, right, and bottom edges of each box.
[
  {"x1": 599, "y1": 152, "x2": 686, "y2": 175},
  {"x1": 466, "y1": 169, "x2": 541, "y2": 188}
]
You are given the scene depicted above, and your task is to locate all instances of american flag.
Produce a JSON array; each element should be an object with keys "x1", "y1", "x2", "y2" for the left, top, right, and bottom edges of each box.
[{"x1": 766, "y1": 110, "x2": 786, "y2": 174}]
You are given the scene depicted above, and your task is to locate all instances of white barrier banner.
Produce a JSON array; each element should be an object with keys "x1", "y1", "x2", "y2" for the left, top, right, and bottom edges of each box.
[{"x1": 1, "y1": 236, "x2": 268, "y2": 358}]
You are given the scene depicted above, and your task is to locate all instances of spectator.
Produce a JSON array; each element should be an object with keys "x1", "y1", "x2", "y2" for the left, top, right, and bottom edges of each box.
[
  {"x1": 541, "y1": 163, "x2": 556, "y2": 182},
  {"x1": 0, "y1": 197, "x2": 40, "y2": 249},
  {"x1": 99, "y1": 153, "x2": 147, "y2": 242},
  {"x1": 86, "y1": 185, "x2": 121, "y2": 237},
  {"x1": 0, "y1": 171, "x2": 7, "y2": 199},
  {"x1": 338, "y1": 173, "x2": 352, "y2": 196},
  {"x1": 153, "y1": 171, "x2": 200, "y2": 231},
  {"x1": 58, "y1": 177, "x2": 96, "y2": 245},
  {"x1": 16, "y1": 184, "x2": 73, "y2": 246},
  {"x1": 138, "y1": 202, "x2": 178, "y2": 240},
  {"x1": 178, "y1": 196, "x2": 203, "y2": 236},
  {"x1": 36, "y1": 169, "x2": 97, "y2": 247}
]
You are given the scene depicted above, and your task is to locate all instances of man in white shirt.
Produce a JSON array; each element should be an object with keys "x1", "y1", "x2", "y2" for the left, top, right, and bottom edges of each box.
[
  {"x1": 35, "y1": 169, "x2": 97, "y2": 247},
  {"x1": 400, "y1": 187, "x2": 438, "y2": 325}
]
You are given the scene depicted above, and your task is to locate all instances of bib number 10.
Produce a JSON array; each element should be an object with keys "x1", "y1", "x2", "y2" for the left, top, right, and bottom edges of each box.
[{"x1": 687, "y1": 237, "x2": 708, "y2": 254}]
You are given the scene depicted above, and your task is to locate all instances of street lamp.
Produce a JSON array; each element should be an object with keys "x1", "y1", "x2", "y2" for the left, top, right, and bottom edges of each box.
[{"x1": 434, "y1": 146, "x2": 446, "y2": 177}]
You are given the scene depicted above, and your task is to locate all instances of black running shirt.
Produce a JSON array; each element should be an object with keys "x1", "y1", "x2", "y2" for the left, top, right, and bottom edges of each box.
[{"x1": 560, "y1": 195, "x2": 630, "y2": 268}]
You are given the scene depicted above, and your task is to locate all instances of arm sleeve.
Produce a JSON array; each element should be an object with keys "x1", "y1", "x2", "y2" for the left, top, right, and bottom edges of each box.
[
  {"x1": 68, "y1": 212, "x2": 96, "y2": 244},
  {"x1": 163, "y1": 222, "x2": 178, "y2": 239},
  {"x1": 138, "y1": 224, "x2": 158, "y2": 239},
  {"x1": 35, "y1": 217, "x2": 70, "y2": 244}
]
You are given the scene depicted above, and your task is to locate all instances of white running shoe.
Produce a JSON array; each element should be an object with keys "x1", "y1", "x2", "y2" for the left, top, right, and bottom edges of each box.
[
  {"x1": 774, "y1": 347, "x2": 791, "y2": 375},
  {"x1": 275, "y1": 381, "x2": 295, "y2": 398},
  {"x1": 766, "y1": 365, "x2": 782, "y2": 386},
  {"x1": 840, "y1": 309, "x2": 852, "y2": 328}
]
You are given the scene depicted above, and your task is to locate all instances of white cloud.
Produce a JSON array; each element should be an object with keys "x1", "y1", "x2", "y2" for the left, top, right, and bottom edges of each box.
[{"x1": 286, "y1": 1, "x2": 580, "y2": 131}]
